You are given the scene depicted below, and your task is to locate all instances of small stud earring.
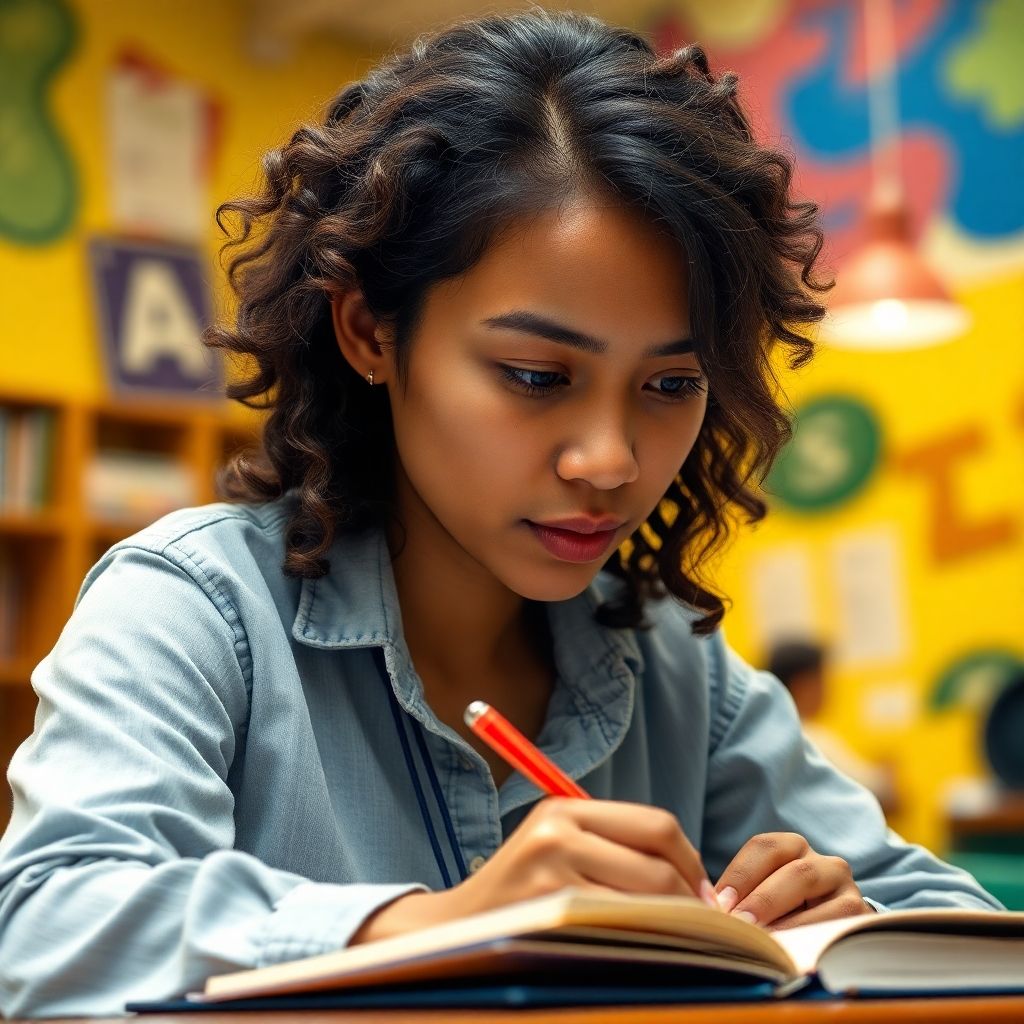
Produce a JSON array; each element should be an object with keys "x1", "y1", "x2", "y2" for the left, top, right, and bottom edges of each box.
[{"x1": 366, "y1": 369, "x2": 374, "y2": 385}]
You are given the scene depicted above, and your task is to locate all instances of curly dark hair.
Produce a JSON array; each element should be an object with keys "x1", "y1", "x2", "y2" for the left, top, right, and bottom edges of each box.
[{"x1": 205, "y1": 7, "x2": 828, "y2": 636}]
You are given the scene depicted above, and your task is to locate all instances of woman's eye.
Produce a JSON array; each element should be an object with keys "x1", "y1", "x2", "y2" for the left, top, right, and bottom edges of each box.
[
  {"x1": 498, "y1": 365, "x2": 565, "y2": 395},
  {"x1": 650, "y1": 375, "x2": 708, "y2": 402},
  {"x1": 497, "y1": 365, "x2": 707, "y2": 402}
]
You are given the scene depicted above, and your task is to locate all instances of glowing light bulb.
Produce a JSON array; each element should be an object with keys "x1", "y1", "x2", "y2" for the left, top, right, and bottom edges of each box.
[{"x1": 870, "y1": 299, "x2": 909, "y2": 334}]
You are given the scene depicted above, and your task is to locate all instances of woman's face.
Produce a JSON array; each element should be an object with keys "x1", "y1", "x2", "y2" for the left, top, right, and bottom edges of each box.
[{"x1": 385, "y1": 200, "x2": 708, "y2": 602}]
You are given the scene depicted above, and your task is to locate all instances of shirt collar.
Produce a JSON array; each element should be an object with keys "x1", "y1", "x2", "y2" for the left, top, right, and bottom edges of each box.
[
  {"x1": 292, "y1": 521, "x2": 648, "y2": 815},
  {"x1": 291, "y1": 522, "x2": 645, "y2": 685}
]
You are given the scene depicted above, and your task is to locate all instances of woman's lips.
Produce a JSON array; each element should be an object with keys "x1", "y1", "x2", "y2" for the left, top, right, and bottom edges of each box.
[{"x1": 526, "y1": 521, "x2": 620, "y2": 563}]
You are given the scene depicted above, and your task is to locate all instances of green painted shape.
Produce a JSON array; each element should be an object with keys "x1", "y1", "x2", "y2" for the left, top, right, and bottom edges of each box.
[
  {"x1": 945, "y1": 0, "x2": 1024, "y2": 129},
  {"x1": 946, "y1": 853, "x2": 1024, "y2": 910},
  {"x1": 929, "y1": 649, "x2": 1024, "y2": 712},
  {"x1": 0, "y1": 0, "x2": 77, "y2": 243},
  {"x1": 765, "y1": 395, "x2": 882, "y2": 513}
]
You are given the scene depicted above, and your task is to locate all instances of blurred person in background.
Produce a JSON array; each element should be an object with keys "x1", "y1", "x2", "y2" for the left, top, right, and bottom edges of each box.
[{"x1": 768, "y1": 640, "x2": 900, "y2": 816}]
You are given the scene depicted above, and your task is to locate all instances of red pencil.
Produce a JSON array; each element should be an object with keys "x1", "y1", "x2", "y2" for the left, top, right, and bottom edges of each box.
[{"x1": 464, "y1": 700, "x2": 590, "y2": 799}]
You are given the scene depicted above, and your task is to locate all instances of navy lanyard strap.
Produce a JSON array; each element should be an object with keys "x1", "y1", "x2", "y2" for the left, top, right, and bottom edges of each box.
[
  {"x1": 408, "y1": 712, "x2": 470, "y2": 883},
  {"x1": 372, "y1": 646, "x2": 468, "y2": 887}
]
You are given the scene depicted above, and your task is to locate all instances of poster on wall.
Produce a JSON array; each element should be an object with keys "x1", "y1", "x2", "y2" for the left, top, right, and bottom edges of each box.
[
  {"x1": 87, "y1": 237, "x2": 221, "y2": 400},
  {"x1": 107, "y1": 51, "x2": 220, "y2": 242}
]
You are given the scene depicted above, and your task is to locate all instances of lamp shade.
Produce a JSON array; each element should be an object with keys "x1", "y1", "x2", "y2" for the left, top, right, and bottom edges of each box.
[{"x1": 824, "y1": 199, "x2": 970, "y2": 350}]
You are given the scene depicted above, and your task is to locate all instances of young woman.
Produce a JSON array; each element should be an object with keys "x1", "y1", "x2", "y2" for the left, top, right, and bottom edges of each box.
[{"x1": 0, "y1": 9, "x2": 999, "y2": 1017}]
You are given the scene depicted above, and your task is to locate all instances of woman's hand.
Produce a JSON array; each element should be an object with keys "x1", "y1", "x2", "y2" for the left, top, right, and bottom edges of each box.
[
  {"x1": 350, "y1": 797, "x2": 716, "y2": 944},
  {"x1": 714, "y1": 832, "x2": 871, "y2": 930},
  {"x1": 451, "y1": 797, "x2": 717, "y2": 914}
]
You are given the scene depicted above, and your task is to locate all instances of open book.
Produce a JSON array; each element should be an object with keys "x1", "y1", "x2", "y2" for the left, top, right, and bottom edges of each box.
[{"x1": 185, "y1": 888, "x2": 1024, "y2": 1005}]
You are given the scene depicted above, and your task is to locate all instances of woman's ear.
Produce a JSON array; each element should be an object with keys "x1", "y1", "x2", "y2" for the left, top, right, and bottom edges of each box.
[{"x1": 329, "y1": 289, "x2": 392, "y2": 385}]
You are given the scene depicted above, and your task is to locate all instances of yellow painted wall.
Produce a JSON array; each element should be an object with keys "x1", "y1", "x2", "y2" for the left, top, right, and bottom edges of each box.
[
  {"x1": 714, "y1": 271, "x2": 1024, "y2": 851},
  {"x1": 1, "y1": 0, "x2": 379, "y2": 411}
]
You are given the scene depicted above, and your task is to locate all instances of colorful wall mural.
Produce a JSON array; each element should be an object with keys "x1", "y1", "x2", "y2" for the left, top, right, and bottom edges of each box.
[{"x1": 656, "y1": 0, "x2": 1024, "y2": 270}]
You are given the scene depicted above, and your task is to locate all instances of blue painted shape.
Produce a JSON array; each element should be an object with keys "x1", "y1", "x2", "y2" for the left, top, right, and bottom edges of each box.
[{"x1": 787, "y1": 0, "x2": 1024, "y2": 238}]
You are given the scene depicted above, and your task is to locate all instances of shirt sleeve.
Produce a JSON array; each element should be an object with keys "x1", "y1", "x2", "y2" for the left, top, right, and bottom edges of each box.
[
  {"x1": 699, "y1": 632, "x2": 1003, "y2": 913},
  {"x1": 0, "y1": 545, "x2": 428, "y2": 1019}
]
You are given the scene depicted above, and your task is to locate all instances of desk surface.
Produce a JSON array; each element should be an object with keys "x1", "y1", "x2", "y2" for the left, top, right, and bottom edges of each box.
[
  {"x1": 949, "y1": 791, "x2": 1024, "y2": 835},
  {"x1": 28, "y1": 995, "x2": 1024, "y2": 1023}
]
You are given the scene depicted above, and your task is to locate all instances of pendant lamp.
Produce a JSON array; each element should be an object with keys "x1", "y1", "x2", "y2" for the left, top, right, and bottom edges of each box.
[{"x1": 823, "y1": 0, "x2": 970, "y2": 350}]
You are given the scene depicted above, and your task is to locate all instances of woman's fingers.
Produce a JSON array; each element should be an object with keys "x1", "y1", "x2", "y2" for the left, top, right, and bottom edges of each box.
[
  {"x1": 561, "y1": 799, "x2": 713, "y2": 903},
  {"x1": 715, "y1": 832, "x2": 808, "y2": 914},
  {"x1": 713, "y1": 832, "x2": 863, "y2": 928},
  {"x1": 727, "y1": 854, "x2": 851, "y2": 927},
  {"x1": 769, "y1": 891, "x2": 873, "y2": 931},
  {"x1": 567, "y1": 827, "x2": 703, "y2": 898},
  {"x1": 469, "y1": 797, "x2": 717, "y2": 916}
]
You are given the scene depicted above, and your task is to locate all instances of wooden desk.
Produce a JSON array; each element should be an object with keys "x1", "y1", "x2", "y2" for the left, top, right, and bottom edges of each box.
[
  {"x1": 949, "y1": 791, "x2": 1024, "y2": 841},
  {"x1": 27, "y1": 996, "x2": 1024, "y2": 1023}
]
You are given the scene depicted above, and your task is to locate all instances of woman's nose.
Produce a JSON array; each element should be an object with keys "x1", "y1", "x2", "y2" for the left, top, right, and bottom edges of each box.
[{"x1": 555, "y1": 411, "x2": 640, "y2": 489}]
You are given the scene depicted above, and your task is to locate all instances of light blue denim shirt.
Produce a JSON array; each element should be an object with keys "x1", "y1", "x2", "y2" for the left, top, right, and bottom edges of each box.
[{"x1": 0, "y1": 497, "x2": 1001, "y2": 1017}]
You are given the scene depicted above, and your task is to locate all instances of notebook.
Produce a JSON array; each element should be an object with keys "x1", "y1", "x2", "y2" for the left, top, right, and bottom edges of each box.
[{"x1": 131, "y1": 888, "x2": 1024, "y2": 1011}]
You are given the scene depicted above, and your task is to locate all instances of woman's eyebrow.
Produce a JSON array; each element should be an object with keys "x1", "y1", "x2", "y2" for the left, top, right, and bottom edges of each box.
[{"x1": 481, "y1": 310, "x2": 695, "y2": 357}]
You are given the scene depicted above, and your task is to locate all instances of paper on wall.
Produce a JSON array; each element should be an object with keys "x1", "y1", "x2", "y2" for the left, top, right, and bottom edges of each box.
[
  {"x1": 832, "y1": 528, "x2": 908, "y2": 666},
  {"x1": 747, "y1": 545, "x2": 818, "y2": 653},
  {"x1": 107, "y1": 56, "x2": 215, "y2": 241}
]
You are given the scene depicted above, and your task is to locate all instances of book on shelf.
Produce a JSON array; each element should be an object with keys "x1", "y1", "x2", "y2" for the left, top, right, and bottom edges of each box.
[
  {"x1": 0, "y1": 406, "x2": 56, "y2": 513},
  {"x1": 128, "y1": 887, "x2": 1024, "y2": 1012},
  {"x1": 85, "y1": 449, "x2": 198, "y2": 522},
  {"x1": 0, "y1": 543, "x2": 16, "y2": 660}
]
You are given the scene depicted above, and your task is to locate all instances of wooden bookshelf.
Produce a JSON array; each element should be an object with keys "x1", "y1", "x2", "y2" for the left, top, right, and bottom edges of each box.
[{"x1": 0, "y1": 390, "x2": 262, "y2": 827}]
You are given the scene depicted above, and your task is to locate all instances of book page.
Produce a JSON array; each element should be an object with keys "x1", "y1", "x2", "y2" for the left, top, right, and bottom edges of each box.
[
  {"x1": 772, "y1": 915, "x2": 873, "y2": 975},
  {"x1": 202, "y1": 888, "x2": 798, "y2": 1001},
  {"x1": 773, "y1": 907, "x2": 1024, "y2": 977}
]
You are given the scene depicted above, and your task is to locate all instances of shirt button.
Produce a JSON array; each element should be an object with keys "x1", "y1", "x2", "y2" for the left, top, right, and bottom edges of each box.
[
  {"x1": 460, "y1": 756, "x2": 473, "y2": 770},
  {"x1": 468, "y1": 855, "x2": 487, "y2": 873}
]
